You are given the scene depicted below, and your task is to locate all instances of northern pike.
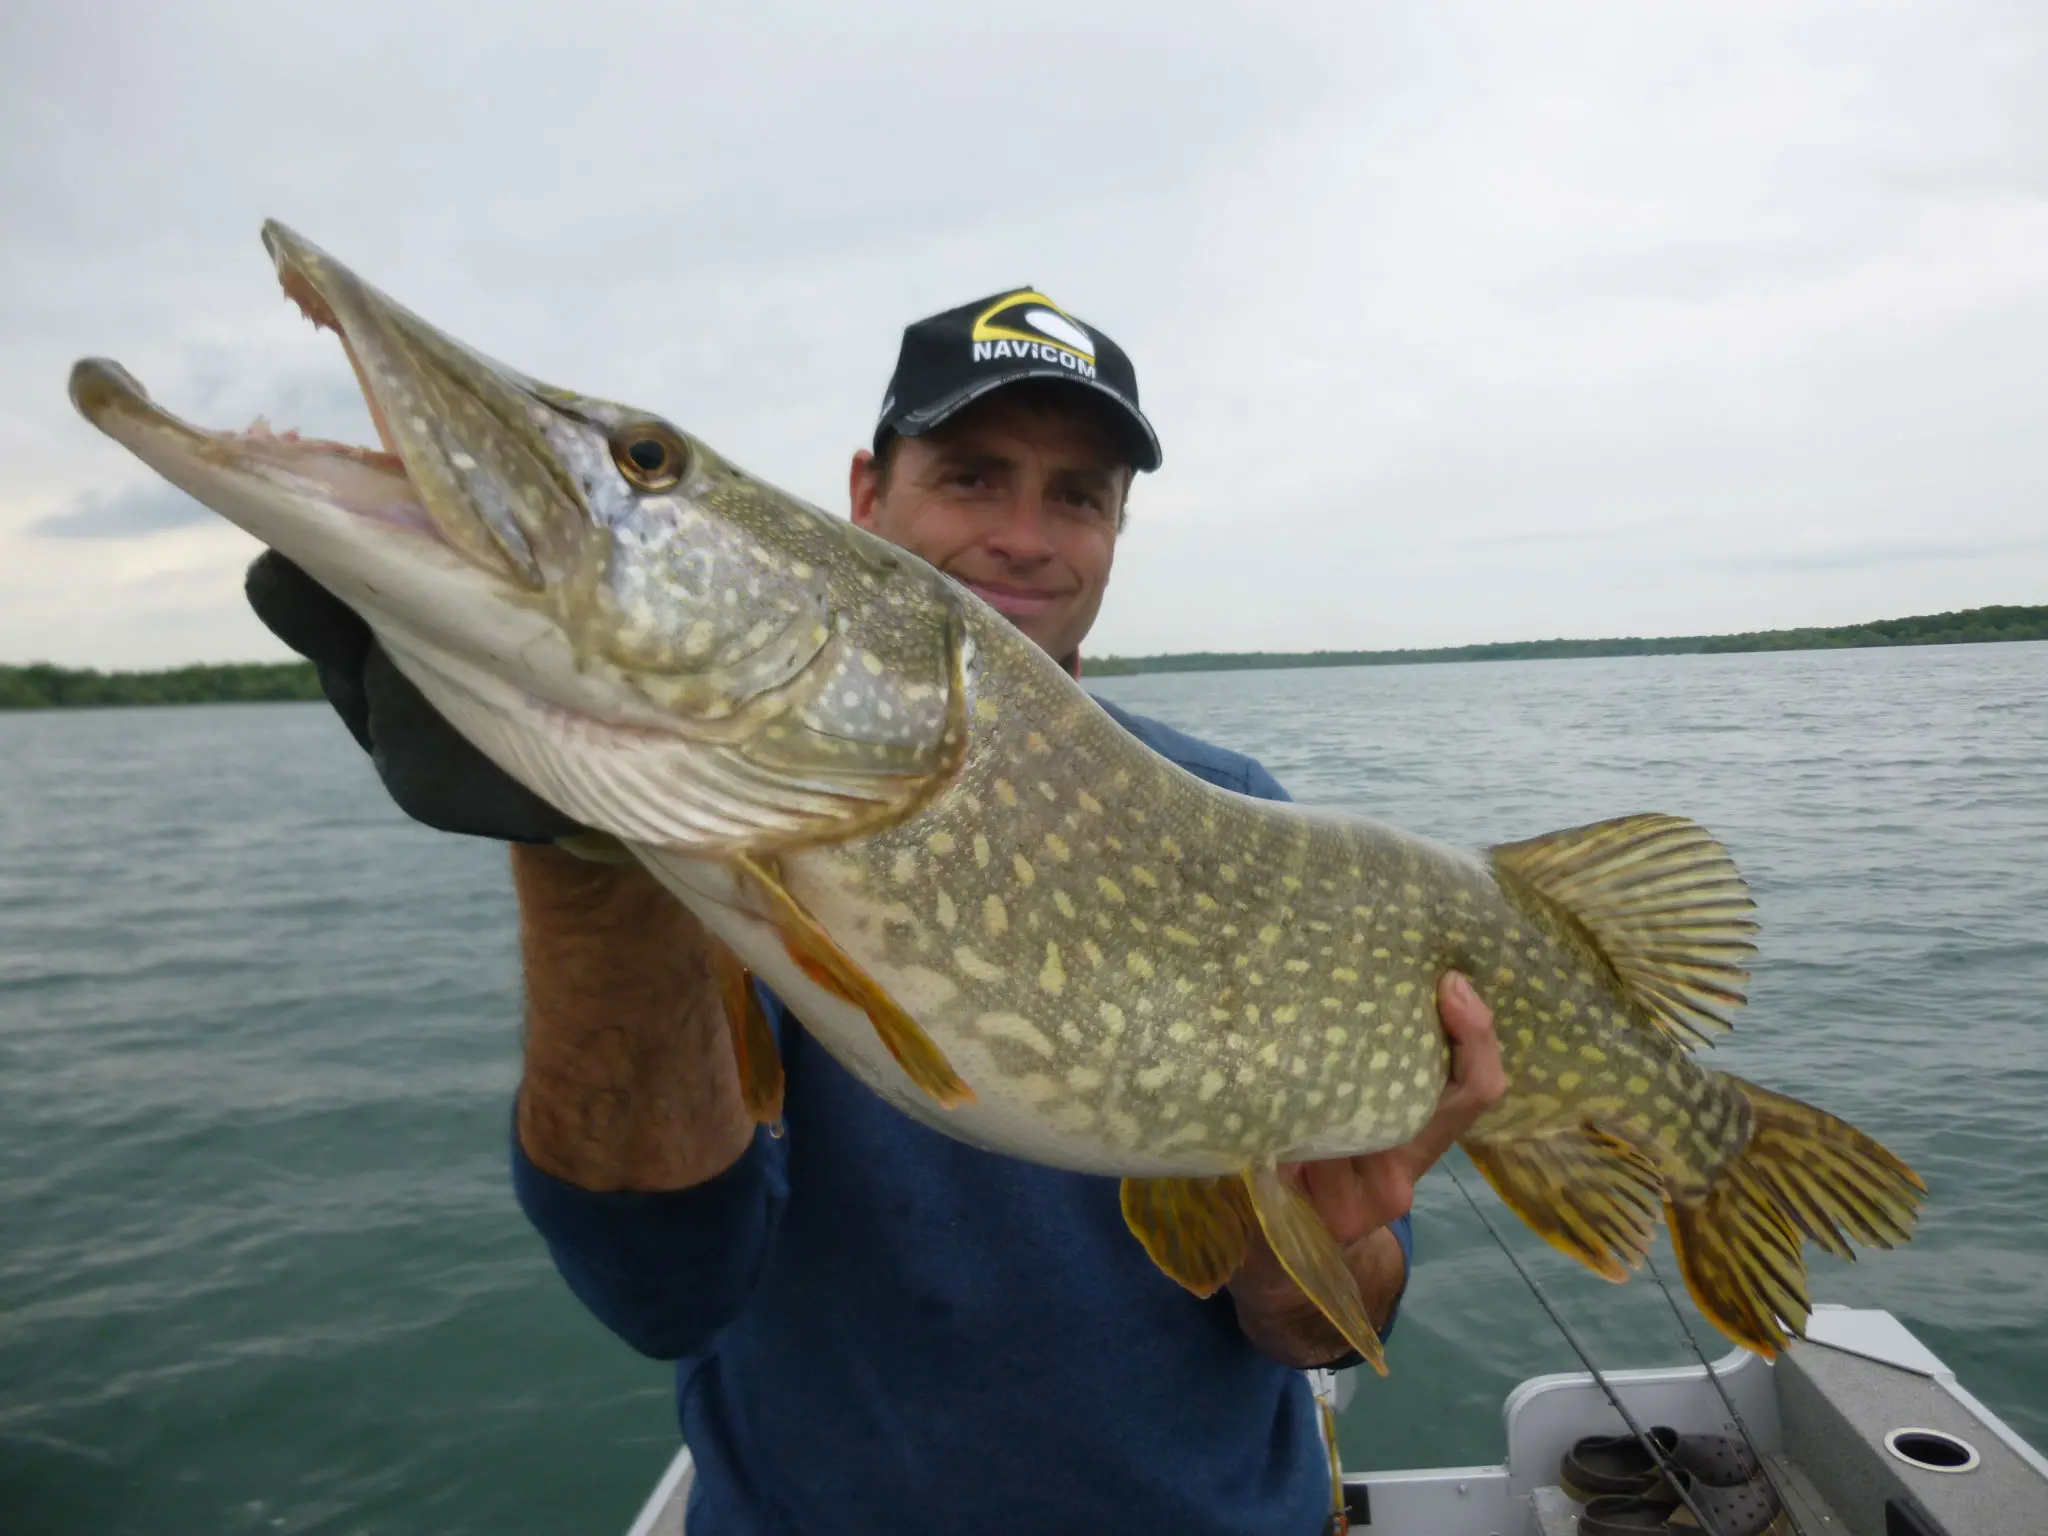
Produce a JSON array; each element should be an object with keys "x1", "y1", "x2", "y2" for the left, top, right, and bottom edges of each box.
[{"x1": 70, "y1": 225, "x2": 1925, "y2": 1371}]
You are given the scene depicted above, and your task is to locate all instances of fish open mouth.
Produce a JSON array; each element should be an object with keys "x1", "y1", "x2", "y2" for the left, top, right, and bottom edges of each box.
[{"x1": 68, "y1": 223, "x2": 467, "y2": 549}]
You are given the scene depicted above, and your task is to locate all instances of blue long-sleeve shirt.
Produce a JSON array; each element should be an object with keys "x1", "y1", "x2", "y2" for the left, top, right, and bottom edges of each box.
[{"x1": 515, "y1": 699, "x2": 1413, "y2": 1535}]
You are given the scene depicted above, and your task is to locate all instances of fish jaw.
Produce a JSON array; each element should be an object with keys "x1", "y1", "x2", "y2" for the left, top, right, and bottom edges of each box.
[
  {"x1": 66, "y1": 356, "x2": 569, "y2": 676},
  {"x1": 70, "y1": 224, "x2": 976, "y2": 857}
]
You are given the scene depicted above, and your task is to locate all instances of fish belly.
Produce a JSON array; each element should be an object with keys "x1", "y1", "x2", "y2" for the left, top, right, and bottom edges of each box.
[{"x1": 637, "y1": 847, "x2": 1227, "y2": 1176}]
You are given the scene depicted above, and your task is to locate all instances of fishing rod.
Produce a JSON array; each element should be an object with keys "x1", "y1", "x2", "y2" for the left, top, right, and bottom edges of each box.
[
  {"x1": 1445, "y1": 1163, "x2": 1728, "y2": 1536},
  {"x1": 1644, "y1": 1252, "x2": 1806, "y2": 1536}
]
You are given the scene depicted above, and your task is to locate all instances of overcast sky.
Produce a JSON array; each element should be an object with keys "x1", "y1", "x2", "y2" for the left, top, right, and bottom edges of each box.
[{"x1": 2, "y1": 0, "x2": 2042, "y2": 668}]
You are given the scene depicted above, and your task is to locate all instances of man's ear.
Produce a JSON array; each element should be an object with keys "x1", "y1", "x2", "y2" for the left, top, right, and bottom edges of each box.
[{"x1": 849, "y1": 448, "x2": 880, "y2": 529}]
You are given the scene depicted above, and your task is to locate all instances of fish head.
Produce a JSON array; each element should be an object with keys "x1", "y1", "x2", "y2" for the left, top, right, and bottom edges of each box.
[{"x1": 71, "y1": 223, "x2": 970, "y2": 852}]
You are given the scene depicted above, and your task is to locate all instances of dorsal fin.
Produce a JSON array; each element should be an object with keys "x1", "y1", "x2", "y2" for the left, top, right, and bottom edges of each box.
[{"x1": 1491, "y1": 813, "x2": 1758, "y2": 1048}]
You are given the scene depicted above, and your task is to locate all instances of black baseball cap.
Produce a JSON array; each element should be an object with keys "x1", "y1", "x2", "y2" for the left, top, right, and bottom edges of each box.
[{"x1": 874, "y1": 287, "x2": 1162, "y2": 473}]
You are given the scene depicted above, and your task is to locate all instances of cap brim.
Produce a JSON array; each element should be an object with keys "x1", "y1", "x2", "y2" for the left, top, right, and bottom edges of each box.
[{"x1": 886, "y1": 368, "x2": 1162, "y2": 473}]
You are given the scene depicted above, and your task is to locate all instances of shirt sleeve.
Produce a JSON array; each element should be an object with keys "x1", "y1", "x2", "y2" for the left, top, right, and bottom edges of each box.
[{"x1": 509, "y1": 988, "x2": 792, "y2": 1361}]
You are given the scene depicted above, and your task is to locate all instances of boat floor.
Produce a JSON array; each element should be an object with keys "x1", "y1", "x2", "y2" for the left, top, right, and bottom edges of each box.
[{"x1": 625, "y1": 1307, "x2": 2048, "y2": 1536}]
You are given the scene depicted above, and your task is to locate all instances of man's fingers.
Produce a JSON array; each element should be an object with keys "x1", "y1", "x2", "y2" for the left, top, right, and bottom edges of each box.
[
  {"x1": 1438, "y1": 971, "x2": 1507, "y2": 1111},
  {"x1": 1301, "y1": 1157, "x2": 1373, "y2": 1243},
  {"x1": 245, "y1": 551, "x2": 371, "y2": 672}
]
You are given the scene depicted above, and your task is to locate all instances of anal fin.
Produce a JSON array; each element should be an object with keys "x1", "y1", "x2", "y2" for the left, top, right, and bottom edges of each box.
[
  {"x1": 1122, "y1": 1176, "x2": 1256, "y2": 1297},
  {"x1": 1240, "y1": 1165, "x2": 1389, "y2": 1376},
  {"x1": 735, "y1": 853, "x2": 974, "y2": 1110},
  {"x1": 708, "y1": 940, "x2": 785, "y2": 1125},
  {"x1": 1462, "y1": 1125, "x2": 1665, "y2": 1282}
]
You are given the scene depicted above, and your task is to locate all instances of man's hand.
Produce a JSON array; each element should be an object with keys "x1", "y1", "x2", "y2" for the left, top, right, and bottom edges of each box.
[
  {"x1": 1229, "y1": 971, "x2": 1506, "y2": 1367},
  {"x1": 250, "y1": 551, "x2": 752, "y2": 1191},
  {"x1": 246, "y1": 551, "x2": 585, "y2": 843}
]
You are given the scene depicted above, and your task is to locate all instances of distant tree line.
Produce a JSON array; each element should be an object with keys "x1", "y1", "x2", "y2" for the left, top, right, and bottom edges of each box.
[
  {"x1": 5, "y1": 604, "x2": 2042, "y2": 706},
  {"x1": 0, "y1": 661, "x2": 323, "y2": 710},
  {"x1": 1086, "y1": 604, "x2": 2048, "y2": 676}
]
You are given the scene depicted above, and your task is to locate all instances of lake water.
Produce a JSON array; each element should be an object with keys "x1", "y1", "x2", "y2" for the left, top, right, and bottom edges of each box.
[{"x1": 3, "y1": 643, "x2": 2044, "y2": 1534}]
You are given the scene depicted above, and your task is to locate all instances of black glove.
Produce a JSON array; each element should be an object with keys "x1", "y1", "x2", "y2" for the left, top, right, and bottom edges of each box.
[{"x1": 246, "y1": 550, "x2": 586, "y2": 844}]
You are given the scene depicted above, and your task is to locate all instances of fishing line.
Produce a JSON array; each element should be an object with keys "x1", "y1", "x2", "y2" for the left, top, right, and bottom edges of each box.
[
  {"x1": 1445, "y1": 1162, "x2": 1726, "y2": 1536},
  {"x1": 1644, "y1": 1252, "x2": 1807, "y2": 1536}
]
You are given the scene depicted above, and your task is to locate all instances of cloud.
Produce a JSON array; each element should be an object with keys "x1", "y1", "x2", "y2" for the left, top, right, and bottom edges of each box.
[
  {"x1": 2, "y1": 0, "x2": 2045, "y2": 666},
  {"x1": 33, "y1": 481, "x2": 212, "y2": 538}
]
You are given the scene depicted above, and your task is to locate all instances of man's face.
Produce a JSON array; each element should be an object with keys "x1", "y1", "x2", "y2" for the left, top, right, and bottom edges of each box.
[{"x1": 849, "y1": 388, "x2": 1128, "y2": 666}]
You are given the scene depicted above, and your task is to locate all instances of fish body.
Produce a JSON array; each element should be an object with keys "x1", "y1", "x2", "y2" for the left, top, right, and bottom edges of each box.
[{"x1": 70, "y1": 225, "x2": 1923, "y2": 1371}]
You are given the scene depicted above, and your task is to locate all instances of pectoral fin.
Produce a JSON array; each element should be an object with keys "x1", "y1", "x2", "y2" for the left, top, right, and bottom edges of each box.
[
  {"x1": 1121, "y1": 1176, "x2": 1257, "y2": 1297},
  {"x1": 1240, "y1": 1165, "x2": 1389, "y2": 1376},
  {"x1": 708, "y1": 941, "x2": 785, "y2": 1125},
  {"x1": 734, "y1": 854, "x2": 975, "y2": 1109}
]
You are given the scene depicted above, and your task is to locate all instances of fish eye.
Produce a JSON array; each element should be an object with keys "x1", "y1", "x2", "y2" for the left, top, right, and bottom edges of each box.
[{"x1": 610, "y1": 422, "x2": 690, "y2": 491}]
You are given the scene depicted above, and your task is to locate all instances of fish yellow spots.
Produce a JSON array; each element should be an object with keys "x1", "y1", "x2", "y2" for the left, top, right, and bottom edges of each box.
[
  {"x1": 1167, "y1": 1020, "x2": 1196, "y2": 1044},
  {"x1": 1194, "y1": 893, "x2": 1219, "y2": 911},
  {"x1": 954, "y1": 946, "x2": 1005, "y2": 983},
  {"x1": 975, "y1": 697, "x2": 1000, "y2": 722},
  {"x1": 1394, "y1": 981, "x2": 1416, "y2": 998},
  {"x1": 1038, "y1": 943, "x2": 1066, "y2": 996},
  {"x1": 1097, "y1": 876, "x2": 1125, "y2": 904},
  {"x1": 1557, "y1": 1071, "x2": 1582, "y2": 1092},
  {"x1": 1325, "y1": 1026, "x2": 1347, "y2": 1045},
  {"x1": 1013, "y1": 853, "x2": 1037, "y2": 886},
  {"x1": 935, "y1": 891, "x2": 957, "y2": 930},
  {"x1": 977, "y1": 1011, "x2": 1053, "y2": 1056},
  {"x1": 891, "y1": 850, "x2": 917, "y2": 883},
  {"x1": 1273, "y1": 1005, "x2": 1300, "y2": 1025},
  {"x1": 973, "y1": 834, "x2": 992, "y2": 869},
  {"x1": 1013, "y1": 1074, "x2": 1059, "y2": 1104},
  {"x1": 1284, "y1": 959, "x2": 1310, "y2": 974},
  {"x1": 1044, "y1": 833, "x2": 1071, "y2": 861},
  {"x1": 1332, "y1": 967, "x2": 1359, "y2": 983},
  {"x1": 1579, "y1": 1044, "x2": 1606, "y2": 1064},
  {"x1": 927, "y1": 831, "x2": 956, "y2": 856},
  {"x1": 1126, "y1": 952, "x2": 1155, "y2": 979},
  {"x1": 1066, "y1": 1065, "x2": 1103, "y2": 1091},
  {"x1": 994, "y1": 779, "x2": 1018, "y2": 807},
  {"x1": 1075, "y1": 790, "x2": 1103, "y2": 815},
  {"x1": 1259, "y1": 925, "x2": 1282, "y2": 946},
  {"x1": 1198, "y1": 1069, "x2": 1225, "y2": 1102},
  {"x1": 1053, "y1": 890, "x2": 1076, "y2": 919},
  {"x1": 983, "y1": 895, "x2": 1008, "y2": 936},
  {"x1": 1026, "y1": 732, "x2": 1049, "y2": 754},
  {"x1": 1082, "y1": 939, "x2": 1105, "y2": 968},
  {"x1": 1132, "y1": 866, "x2": 1158, "y2": 888},
  {"x1": 1099, "y1": 1001, "x2": 1126, "y2": 1034}
]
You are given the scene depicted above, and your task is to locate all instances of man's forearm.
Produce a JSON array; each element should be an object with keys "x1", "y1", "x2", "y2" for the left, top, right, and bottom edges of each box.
[
  {"x1": 1229, "y1": 1225, "x2": 1407, "y2": 1369},
  {"x1": 511, "y1": 844, "x2": 754, "y2": 1192}
]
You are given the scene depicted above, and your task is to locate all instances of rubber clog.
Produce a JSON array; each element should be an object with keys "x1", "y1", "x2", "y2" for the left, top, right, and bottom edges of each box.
[
  {"x1": 1559, "y1": 1427, "x2": 1761, "y2": 1504},
  {"x1": 1579, "y1": 1469, "x2": 1789, "y2": 1536}
]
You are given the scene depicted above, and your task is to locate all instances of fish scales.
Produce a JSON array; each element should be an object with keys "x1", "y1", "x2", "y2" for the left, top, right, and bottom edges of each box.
[
  {"x1": 784, "y1": 613, "x2": 1747, "y2": 1186},
  {"x1": 70, "y1": 222, "x2": 1926, "y2": 1374}
]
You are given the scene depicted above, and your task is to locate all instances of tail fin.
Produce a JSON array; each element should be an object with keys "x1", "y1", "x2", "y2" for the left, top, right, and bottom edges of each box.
[{"x1": 1667, "y1": 1075, "x2": 1927, "y2": 1356}]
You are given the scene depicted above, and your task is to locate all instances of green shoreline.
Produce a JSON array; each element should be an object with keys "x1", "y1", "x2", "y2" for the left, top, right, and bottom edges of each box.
[
  {"x1": 2, "y1": 604, "x2": 2041, "y2": 709},
  {"x1": 1085, "y1": 603, "x2": 2048, "y2": 677}
]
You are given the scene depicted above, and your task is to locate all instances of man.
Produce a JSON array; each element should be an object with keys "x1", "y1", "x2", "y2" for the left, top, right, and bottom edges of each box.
[{"x1": 249, "y1": 288, "x2": 1504, "y2": 1534}]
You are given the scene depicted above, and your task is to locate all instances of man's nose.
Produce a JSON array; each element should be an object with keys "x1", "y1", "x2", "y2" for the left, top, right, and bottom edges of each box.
[{"x1": 983, "y1": 490, "x2": 1056, "y2": 562}]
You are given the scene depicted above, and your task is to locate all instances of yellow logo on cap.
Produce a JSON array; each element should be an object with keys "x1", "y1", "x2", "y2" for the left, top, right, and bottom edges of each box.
[{"x1": 971, "y1": 290, "x2": 1098, "y2": 368}]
